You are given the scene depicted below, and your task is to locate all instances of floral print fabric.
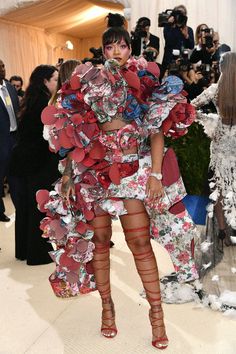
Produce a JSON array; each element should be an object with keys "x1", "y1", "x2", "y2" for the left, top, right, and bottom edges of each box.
[{"x1": 38, "y1": 57, "x2": 198, "y2": 297}]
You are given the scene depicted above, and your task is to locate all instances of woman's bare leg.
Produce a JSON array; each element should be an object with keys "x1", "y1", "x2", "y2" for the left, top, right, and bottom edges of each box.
[
  {"x1": 90, "y1": 214, "x2": 117, "y2": 338},
  {"x1": 120, "y1": 199, "x2": 168, "y2": 349}
]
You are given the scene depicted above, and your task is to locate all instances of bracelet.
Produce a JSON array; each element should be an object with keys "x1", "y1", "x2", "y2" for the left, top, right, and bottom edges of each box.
[{"x1": 150, "y1": 172, "x2": 163, "y2": 180}]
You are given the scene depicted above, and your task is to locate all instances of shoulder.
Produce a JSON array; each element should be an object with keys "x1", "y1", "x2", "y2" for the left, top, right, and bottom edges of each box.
[
  {"x1": 6, "y1": 81, "x2": 17, "y2": 96},
  {"x1": 150, "y1": 33, "x2": 159, "y2": 41}
]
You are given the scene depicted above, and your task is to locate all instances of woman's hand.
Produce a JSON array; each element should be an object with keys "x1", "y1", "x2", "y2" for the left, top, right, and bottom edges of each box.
[
  {"x1": 61, "y1": 175, "x2": 75, "y2": 202},
  {"x1": 146, "y1": 176, "x2": 164, "y2": 203}
]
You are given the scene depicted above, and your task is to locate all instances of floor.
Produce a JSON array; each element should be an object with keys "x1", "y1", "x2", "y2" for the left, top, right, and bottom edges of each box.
[{"x1": 0, "y1": 195, "x2": 236, "y2": 354}]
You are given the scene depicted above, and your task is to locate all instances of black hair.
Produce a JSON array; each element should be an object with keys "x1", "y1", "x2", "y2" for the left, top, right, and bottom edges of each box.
[
  {"x1": 137, "y1": 17, "x2": 151, "y2": 27},
  {"x1": 19, "y1": 64, "x2": 57, "y2": 118},
  {"x1": 102, "y1": 13, "x2": 131, "y2": 48},
  {"x1": 9, "y1": 75, "x2": 23, "y2": 85},
  {"x1": 106, "y1": 12, "x2": 125, "y2": 28}
]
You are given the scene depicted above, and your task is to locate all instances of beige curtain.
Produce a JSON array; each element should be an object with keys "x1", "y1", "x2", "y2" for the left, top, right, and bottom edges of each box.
[{"x1": 0, "y1": 19, "x2": 102, "y2": 89}]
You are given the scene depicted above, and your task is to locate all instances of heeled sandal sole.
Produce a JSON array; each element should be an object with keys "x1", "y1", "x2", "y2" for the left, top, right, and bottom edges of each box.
[
  {"x1": 152, "y1": 338, "x2": 169, "y2": 350},
  {"x1": 101, "y1": 328, "x2": 117, "y2": 339}
]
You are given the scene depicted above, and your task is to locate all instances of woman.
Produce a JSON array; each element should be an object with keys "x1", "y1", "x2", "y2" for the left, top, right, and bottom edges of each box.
[
  {"x1": 190, "y1": 24, "x2": 216, "y2": 65},
  {"x1": 39, "y1": 15, "x2": 196, "y2": 349},
  {"x1": 50, "y1": 59, "x2": 80, "y2": 106},
  {"x1": 194, "y1": 23, "x2": 209, "y2": 45},
  {"x1": 192, "y1": 51, "x2": 236, "y2": 246},
  {"x1": 11, "y1": 65, "x2": 59, "y2": 264}
]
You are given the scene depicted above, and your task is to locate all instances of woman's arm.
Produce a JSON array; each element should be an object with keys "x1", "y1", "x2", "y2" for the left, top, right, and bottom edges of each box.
[
  {"x1": 191, "y1": 83, "x2": 218, "y2": 108},
  {"x1": 146, "y1": 130, "x2": 165, "y2": 201},
  {"x1": 61, "y1": 154, "x2": 75, "y2": 201}
]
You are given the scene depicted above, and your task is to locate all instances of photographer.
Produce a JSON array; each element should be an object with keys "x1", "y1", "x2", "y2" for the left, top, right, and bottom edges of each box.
[
  {"x1": 161, "y1": 5, "x2": 194, "y2": 74},
  {"x1": 131, "y1": 17, "x2": 159, "y2": 57},
  {"x1": 190, "y1": 25, "x2": 216, "y2": 65},
  {"x1": 211, "y1": 32, "x2": 231, "y2": 62}
]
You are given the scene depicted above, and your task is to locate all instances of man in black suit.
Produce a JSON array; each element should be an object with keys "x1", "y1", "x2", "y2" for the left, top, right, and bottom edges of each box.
[
  {"x1": 131, "y1": 17, "x2": 160, "y2": 57},
  {"x1": 0, "y1": 59, "x2": 19, "y2": 221}
]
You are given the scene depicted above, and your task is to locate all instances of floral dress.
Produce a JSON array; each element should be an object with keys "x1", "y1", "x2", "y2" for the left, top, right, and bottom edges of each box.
[{"x1": 38, "y1": 57, "x2": 198, "y2": 298}]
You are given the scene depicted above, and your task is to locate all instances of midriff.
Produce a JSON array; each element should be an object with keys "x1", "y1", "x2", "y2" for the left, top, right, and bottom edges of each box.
[{"x1": 99, "y1": 116, "x2": 127, "y2": 132}]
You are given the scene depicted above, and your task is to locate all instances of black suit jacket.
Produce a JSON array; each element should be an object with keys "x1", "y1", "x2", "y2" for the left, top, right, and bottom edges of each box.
[
  {"x1": 131, "y1": 33, "x2": 160, "y2": 57},
  {"x1": 0, "y1": 81, "x2": 19, "y2": 159}
]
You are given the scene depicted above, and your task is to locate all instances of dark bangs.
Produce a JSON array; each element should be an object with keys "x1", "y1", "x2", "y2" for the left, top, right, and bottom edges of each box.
[{"x1": 102, "y1": 27, "x2": 131, "y2": 48}]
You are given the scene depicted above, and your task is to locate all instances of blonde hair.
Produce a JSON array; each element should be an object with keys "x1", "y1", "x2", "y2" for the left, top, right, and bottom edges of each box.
[{"x1": 217, "y1": 52, "x2": 236, "y2": 125}]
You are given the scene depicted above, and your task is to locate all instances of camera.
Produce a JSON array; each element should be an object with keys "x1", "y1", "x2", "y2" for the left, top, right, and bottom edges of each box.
[
  {"x1": 57, "y1": 58, "x2": 64, "y2": 65},
  {"x1": 168, "y1": 49, "x2": 191, "y2": 74},
  {"x1": 201, "y1": 28, "x2": 214, "y2": 49},
  {"x1": 195, "y1": 63, "x2": 212, "y2": 87},
  {"x1": 158, "y1": 9, "x2": 187, "y2": 28}
]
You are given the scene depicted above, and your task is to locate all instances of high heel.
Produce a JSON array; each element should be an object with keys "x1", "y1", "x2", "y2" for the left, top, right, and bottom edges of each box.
[
  {"x1": 101, "y1": 298, "x2": 117, "y2": 339},
  {"x1": 149, "y1": 306, "x2": 168, "y2": 350}
]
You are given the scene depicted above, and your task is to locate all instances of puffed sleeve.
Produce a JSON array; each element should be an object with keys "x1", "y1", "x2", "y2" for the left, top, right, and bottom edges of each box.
[{"x1": 141, "y1": 75, "x2": 196, "y2": 139}]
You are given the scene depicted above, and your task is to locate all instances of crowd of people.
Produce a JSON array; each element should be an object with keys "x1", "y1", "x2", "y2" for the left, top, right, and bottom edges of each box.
[{"x1": 0, "y1": 5, "x2": 235, "y2": 350}]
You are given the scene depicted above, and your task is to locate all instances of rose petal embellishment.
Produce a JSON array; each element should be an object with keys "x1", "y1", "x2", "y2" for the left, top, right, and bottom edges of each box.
[{"x1": 41, "y1": 105, "x2": 58, "y2": 124}]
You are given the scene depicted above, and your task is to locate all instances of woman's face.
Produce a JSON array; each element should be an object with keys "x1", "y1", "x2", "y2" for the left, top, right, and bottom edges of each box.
[
  {"x1": 44, "y1": 70, "x2": 58, "y2": 95},
  {"x1": 104, "y1": 39, "x2": 131, "y2": 67}
]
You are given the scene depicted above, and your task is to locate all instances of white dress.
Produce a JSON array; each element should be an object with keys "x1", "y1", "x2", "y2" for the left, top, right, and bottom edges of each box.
[{"x1": 192, "y1": 84, "x2": 236, "y2": 230}]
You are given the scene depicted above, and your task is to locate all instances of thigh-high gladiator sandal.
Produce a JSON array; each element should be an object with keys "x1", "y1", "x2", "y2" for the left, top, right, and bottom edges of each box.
[
  {"x1": 101, "y1": 297, "x2": 117, "y2": 339},
  {"x1": 149, "y1": 305, "x2": 169, "y2": 349},
  {"x1": 123, "y1": 214, "x2": 168, "y2": 349},
  {"x1": 92, "y1": 221, "x2": 117, "y2": 338}
]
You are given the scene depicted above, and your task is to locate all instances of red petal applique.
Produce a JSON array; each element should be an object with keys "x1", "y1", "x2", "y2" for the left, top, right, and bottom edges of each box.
[
  {"x1": 109, "y1": 163, "x2": 121, "y2": 185},
  {"x1": 71, "y1": 113, "x2": 83, "y2": 125},
  {"x1": 41, "y1": 105, "x2": 58, "y2": 124},
  {"x1": 162, "y1": 118, "x2": 172, "y2": 134},
  {"x1": 89, "y1": 141, "x2": 106, "y2": 160},
  {"x1": 76, "y1": 239, "x2": 88, "y2": 253},
  {"x1": 39, "y1": 217, "x2": 51, "y2": 231},
  {"x1": 58, "y1": 129, "x2": 74, "y2": 149},
  {"x1": 65, "y1": 124, "x2": 74, "y2": 138},
  {"x1": 146, "y1": 62, "x2": 160, "y2": 78},
  {"x1": 85, "y1": 261, "x2": 94, "y2": 274},
  {"x1": 50, "y1": 219, "x2": 67, "y2": 240},
  {"x1": 70, "y1": 75, "x2": 81, "y2": 90},
  {"x1": 50, "y1": 136, "x2": 61, "y2": 152},
  {"x1": 122, "y1": 70, "x2": 140, "y2": 91},
  {"x1": 55, "y1": 118, "x2": 67, "y2": 130},
  {"x1": 82, "y1": 155, "x2": 96, "y2": 167},
  {"x1": 70, "y1": 148, "x2": 85, "y2": 163},
  {"x1": 73, "y1": 131, "x2": 84, "y2": 148},
  {"x1": 36, "y1": 190, "x2": 50, "y2": 210},
  {"x1": 60, "y1": 253, "x2": 81, "y2": 271},
  {"x1": 66, "y1": 271, "x2": 79, "y2": 283},
  {"x1": 82, "y1": 123, "x2": 97, "y2": 139},
  {"x1": 76, "y1": 221, "x2": 87, "y2": 234},
  {"x1": 84, "y1": 209, "x2": 94, "y2": 221}
]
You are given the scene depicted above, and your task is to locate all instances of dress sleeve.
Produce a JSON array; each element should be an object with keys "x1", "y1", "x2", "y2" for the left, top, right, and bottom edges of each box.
[
  {"x1": 191, "y1": 83, "x2": 219, "y2": 138},
  {"x1": 191, "y1": 83, "x2": 218, "y2": 108},
  {"x1": 141, "y1": 75, "x2": 196, "y2": 139}
]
